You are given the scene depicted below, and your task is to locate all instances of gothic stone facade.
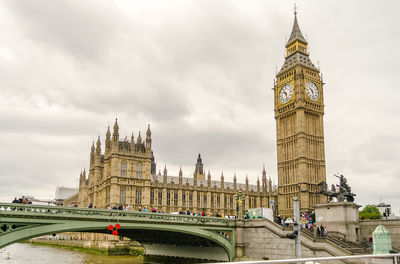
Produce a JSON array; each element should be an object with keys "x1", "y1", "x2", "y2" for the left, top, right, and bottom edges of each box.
[
  {"x1": 78, "y1": 119, "x2": 277, "y2": 216},
  {"x1": 274, "y1": 12, "x2": 327, "y2": 216}
]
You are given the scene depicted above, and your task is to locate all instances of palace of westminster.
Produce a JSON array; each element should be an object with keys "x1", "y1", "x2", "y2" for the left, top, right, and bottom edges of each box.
[{"x1": 77, "y1": 11, "x2": 327, "y2": 217}]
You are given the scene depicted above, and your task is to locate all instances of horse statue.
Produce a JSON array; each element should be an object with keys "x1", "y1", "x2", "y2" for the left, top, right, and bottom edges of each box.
[{"x1": 318, "y1": 174, "x2": 355, "y2": 202}]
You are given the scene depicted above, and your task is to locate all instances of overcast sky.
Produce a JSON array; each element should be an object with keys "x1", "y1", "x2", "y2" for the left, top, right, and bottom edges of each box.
[{"x1": 1, "y1": 0, "x2": 399, "y2": 214}]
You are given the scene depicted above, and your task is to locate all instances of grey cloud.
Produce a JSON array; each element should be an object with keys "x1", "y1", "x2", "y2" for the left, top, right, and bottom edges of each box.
[{"x1": 1, "y1": 0, "x2": 400, "y2": 214}]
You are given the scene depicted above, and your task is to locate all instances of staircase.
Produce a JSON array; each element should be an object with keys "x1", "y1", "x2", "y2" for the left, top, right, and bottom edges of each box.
[{"x1": 301, "y1": 228, "x2": 372, "y2": 254}]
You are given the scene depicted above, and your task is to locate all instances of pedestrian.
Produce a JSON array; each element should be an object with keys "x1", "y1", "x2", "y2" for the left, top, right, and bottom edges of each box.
[
  {"x1": 187, "y1": 209, "x2": 190, "y2": 215},
  {"x1": 369, "y1": 235, "x2": 373, "y2": 249},
  {"x1": 320, "y1": 226, "x2": 325, "y2": 237},
  {"x1": 12, "y1": 197, "x2": 18, "y2": 203},
  {"x1": 317, "y1": 226, "x2": 321, "y2": 237},
  {"x1": 88, "y1": 203, "x2": 93, "y2": 208}
]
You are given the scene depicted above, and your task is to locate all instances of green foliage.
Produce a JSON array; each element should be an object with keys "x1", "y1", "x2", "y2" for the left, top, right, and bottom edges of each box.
[{"x1": 359, "y1": 205, "x2": 382, "y2": 220}]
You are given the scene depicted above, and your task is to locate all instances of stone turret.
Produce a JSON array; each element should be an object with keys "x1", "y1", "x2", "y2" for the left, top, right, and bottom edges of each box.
[
  {"x1": 207, "y1": 171, "x2": 211, "y2": 188},
  {"x1": 245, "y1": 175, "x2": 249, "y2": 191},
  {"x1": 195, "y1": 154, "x2": 204, "y2": 180},
  {"x1": 262, "y1": 165, "x2": 267, "y2": 191},
  {"x1": 179, "y1": 167, "x2": 183, "y2": 186},
  {"x1": 257, "y1": 177, "x2": 260, "y2": 193},
  {"x1": 112, "y1": 119, "x2": 119, "y2": 152},
  {"x1": 269, "y1": 176, "x2": 272, "y2": 192},
  {"x1": 130, "y1": 132, "x2": 135, "y2": 151},
  {"x1": 220, "y1": 172, "x2": 224, "y2": 190},
  {"x1": 89, "y1": 141, "x2": 95, "y2": 169},
  {"x1": 233, "y1": 173, "x2": 237, "y2": 190},
  {"x1": 163, "y1": 165, "x2": 167, "y2": 184},
  {"x1": 95, "y1": 136, "x2": 101, "y2": 156},
  {"x1": 105, "y1": 126, "x2": 111, "y2": 154},
  {"x1": 146, "y1": 125, "x2": 152, "y2": 152}
]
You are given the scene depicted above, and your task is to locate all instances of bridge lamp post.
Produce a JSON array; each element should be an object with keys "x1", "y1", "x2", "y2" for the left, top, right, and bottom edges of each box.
[
  {"x1": 293, "y1": 196, "x2": 302, "y2": 263},
  {"x1": 235, "y1": 191, "x2": 245, "y2": 219}
]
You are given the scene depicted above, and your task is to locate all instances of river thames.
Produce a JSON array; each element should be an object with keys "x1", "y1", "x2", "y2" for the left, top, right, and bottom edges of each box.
[{"x1": 0, "y1": 243, "x2": 179, "y2": 264}]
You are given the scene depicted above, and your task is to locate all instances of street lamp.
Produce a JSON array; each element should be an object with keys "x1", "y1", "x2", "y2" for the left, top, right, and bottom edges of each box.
[{"x1": 235, "y1": 191, "x2": 245, "y2": 219}]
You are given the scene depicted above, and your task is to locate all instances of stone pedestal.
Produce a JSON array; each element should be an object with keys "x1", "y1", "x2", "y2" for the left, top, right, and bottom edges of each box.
[{"x1": 315, "y1": 202, "x2": 361, "y2": 242}]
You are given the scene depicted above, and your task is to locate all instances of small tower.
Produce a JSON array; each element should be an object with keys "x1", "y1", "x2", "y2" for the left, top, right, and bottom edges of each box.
[
  {"x1": 262, "y1": 165, "x2": 267, "y2": 192},
  {"x1": 245, "y1": 175, "x2": 249, "y2": 191},
  {"x1": 89, "y1": 141, "x2": 95, "y2": 169},
  {"x1": 257, "y1": 176, "x2": 260, "y2": 193},
  {"x1": 163, "y1": 165, "x2": 167, "y2": 184},
  {"x1": 220, "y1": 172, "x2": 224, "y2": 190},
  {"x1": 179, "y1": 167, "x2": 183, "y2": 186},
  {"x1": 95, "y1": 136, "x2": 101, "y2": 156},
  {"x1": 207, "y1": 171, "x2": 211, "y2": 188},
  {"x1": 105, "y1": 126, "x2": 111, "y2": 154},
  {"x1": 137, "y1": 132, "x2": 142, "y2": 144},
  {"x1": 269, "y1": 176, "x2": 273, "y2": 192},
  {"x1": 79, "y1": 170, "x2": 84, "y2": 189},
  {"x1": 233, "y1": 173, "x2": 237, "y2": 190},
  {"x1": 111, "y1": 119, "x2": 119, "y2": 152},
  {"x1": 146, "y1": 124, "x2": 152, "y2": 152},
  {"x1": 195, "y1": 154, "x2": 205, "y2": 180},
  {"x1": 112, "y1": 119, "x2": 119, "y2": 142},
  {"x1": 130, "y1": 132, "x2": 135, "y2": 151}
]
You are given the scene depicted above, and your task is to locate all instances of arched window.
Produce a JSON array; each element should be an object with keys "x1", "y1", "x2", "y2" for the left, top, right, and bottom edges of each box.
[
  {"x1": 136, "y1": 163, "x2": 142, "y2": 179},
  {"x1": 121, "y1": 161, "x2": 127, "y2": 177}
]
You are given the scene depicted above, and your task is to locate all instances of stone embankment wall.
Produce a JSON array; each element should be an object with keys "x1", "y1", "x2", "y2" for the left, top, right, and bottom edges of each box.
[
  {"x1": 359, "y1": 219, "x2": 400, "y2": 250},
  {"x1": 31, "y1": 233, "x2": 145, "y2": 255},
  {"x1": 237, "y1": 219, "x2": 353, "y2": 264}
]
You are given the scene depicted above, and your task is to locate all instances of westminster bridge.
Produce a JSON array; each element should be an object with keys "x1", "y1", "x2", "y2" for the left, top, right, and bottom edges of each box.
[{"x1": 0, "y1": 203, "x2": 236, "y2": 261}]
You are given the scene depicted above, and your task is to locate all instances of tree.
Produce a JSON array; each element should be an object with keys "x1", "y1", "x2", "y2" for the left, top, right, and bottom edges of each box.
[{"x1": 359, "y1": 205, "x2": 382, "y2": 220}]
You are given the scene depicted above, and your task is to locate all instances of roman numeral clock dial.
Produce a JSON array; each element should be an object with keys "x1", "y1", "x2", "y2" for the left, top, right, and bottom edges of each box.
[
  {"x1": 279, "y1": 84, "x2": 293, "y2": 104},
  {"x1": 306, "y1": 82, "x2": 319, "y2": 101}
]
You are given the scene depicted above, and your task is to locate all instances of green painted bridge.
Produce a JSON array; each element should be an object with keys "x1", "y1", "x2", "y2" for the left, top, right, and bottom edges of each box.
[{"x1": 0, "y1": 203, "x2": 236, "y2": 261}]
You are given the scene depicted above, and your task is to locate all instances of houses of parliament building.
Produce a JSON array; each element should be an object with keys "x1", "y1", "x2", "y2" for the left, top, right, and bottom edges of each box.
[
  {"x1": 77, "y1": 10, "x2": 327, "y2": 217},
  {"x1": 78, "y1": 120, "x2": 277, "y2": 216}
]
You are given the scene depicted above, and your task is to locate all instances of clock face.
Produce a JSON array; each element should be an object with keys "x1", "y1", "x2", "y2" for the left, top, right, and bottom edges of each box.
[
  {"x1": 279, "y1": 84, "x2": 293, "y2": 104},
  {"x1": 306, "y1": 82, "x2": 319, "y2": 101}
]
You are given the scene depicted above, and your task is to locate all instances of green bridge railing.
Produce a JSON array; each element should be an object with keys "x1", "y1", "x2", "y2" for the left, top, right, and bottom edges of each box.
[{"x1": 0, "y1": 202, "x2": 236, "y2": 226}]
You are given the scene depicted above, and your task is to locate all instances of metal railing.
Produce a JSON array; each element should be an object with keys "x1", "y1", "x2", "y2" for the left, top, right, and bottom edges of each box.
[
  {"x1": 206, "y1": 253, "x2": 400, "y2": 264},
  {"x1": 0, "y1": 203, "x2": 235, "y2": 226}
]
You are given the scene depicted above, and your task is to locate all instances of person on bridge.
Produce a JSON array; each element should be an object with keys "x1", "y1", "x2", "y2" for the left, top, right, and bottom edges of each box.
[{"x1": 12, "y1": 197, "x2": 18, "y2": 203}]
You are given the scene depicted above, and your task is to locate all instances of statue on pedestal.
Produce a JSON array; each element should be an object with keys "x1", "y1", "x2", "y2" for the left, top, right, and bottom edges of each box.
[{"x1": 318, "y1": 174, "x2": 356, "y2": 202}]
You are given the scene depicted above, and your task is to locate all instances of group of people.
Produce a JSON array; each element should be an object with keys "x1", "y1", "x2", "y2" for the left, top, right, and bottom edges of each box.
[
  {"x1": 276, "y1": 211, "x2": 328, "y2": 238},
  {"x1": 12, "y1": 196, "x2": 32, "y2": 204},
  {"x1": 315, "y1": 225, "x2": 328, "y2": 238}
]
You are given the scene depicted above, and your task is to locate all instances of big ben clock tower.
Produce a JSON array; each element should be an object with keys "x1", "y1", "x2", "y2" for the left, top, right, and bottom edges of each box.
[{"x1": 275, "y1": 10, "x2": 327, "y2": 216}]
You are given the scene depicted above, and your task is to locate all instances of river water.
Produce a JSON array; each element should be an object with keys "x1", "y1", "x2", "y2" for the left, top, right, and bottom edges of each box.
[
  {"x1": 0, "y1": 243, "x2": 208, "y2": 264},
  {"x1": 0, "y1": 243, "x2": 144, "y2": 264}
]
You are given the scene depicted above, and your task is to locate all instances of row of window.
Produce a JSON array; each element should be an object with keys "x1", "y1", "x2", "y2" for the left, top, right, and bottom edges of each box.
[
  {"x1": 147, "y1": 190, "x2": 260, "y2": 210},
  {"x1": 120, "y1": 161, "x2": 142, "y2": 178}
]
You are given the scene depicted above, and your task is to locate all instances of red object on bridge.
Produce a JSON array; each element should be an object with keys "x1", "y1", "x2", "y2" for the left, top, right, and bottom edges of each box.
[{"x1": 107, "y1": 224, "x2": 121, "y2": 235}]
